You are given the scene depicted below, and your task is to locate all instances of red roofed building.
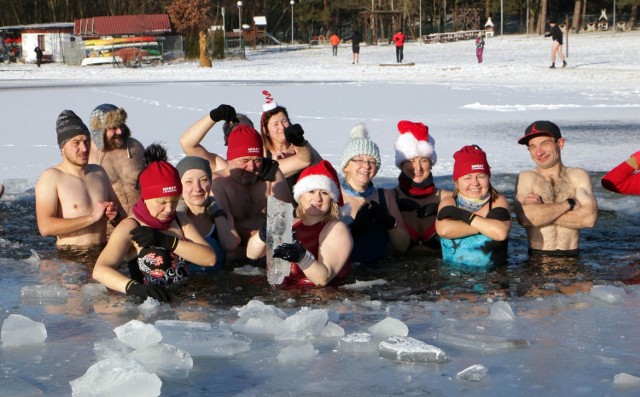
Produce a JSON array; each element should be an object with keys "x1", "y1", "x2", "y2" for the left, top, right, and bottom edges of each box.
[{"x1": 74, "y1": 14, "x2": 172, "y2": 37}]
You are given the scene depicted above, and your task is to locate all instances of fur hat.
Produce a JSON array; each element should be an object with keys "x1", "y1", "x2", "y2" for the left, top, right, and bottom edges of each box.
[
  {"x1": 226, "y1": 125, "x2": 264, "y2": 160},
  {"x1": 452, "y1": 145, "x2": 491, "y2": 181},
  {"x1": 340, "y1": 123, "x2": 381, "y2": 171},
  {"x1": 89, "y1": 104, "x2": 128, "y2": 150},
  {"x1": 293, "y1": 160, "x2": 343, "y2": 206},
  {"x1": 394, "y1": 120, "x2": 436, "y2": 167},
  {"x1": 56, "y1": 110, "x2": 90, "y2": 149}
]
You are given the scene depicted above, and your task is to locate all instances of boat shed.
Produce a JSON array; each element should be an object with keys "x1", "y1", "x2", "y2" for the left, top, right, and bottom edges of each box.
[
  {"x1": 0, "y1": 22, "x2": 74, "y2": 63},
  {"x1": 74, "y1": 14, "x2": 172, "y2": 38}
]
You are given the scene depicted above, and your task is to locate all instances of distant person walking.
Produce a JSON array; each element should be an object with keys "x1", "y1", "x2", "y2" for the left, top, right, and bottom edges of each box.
[
  {"x1": 545, "y1": 21, "x2": 567, "y2": 69},
  {"x1": 351, "y1": 30, "x2": 362, "y2": 64},
  {"x1": 330, "y1": 33, "x2": 340, "y2": 56},
  {"x1": 391, "y1": 29, "x2": 406, "y2": 63},
  {"x1": 475, "y1": 33, "x2": 485, "y2": 63},
  {"x1": 34, "y1": 46, "x2": 43, "y2": 67}
]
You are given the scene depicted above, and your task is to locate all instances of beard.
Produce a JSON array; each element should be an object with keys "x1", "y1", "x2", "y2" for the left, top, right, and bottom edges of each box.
[{"x1": 105, "y1": 125, "x2": 131, "y2": 150}]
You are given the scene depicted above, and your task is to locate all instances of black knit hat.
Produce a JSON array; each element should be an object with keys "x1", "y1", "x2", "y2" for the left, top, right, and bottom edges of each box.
[{"x1": 56, "y1": 110, "x2": 90, "y2": 149}]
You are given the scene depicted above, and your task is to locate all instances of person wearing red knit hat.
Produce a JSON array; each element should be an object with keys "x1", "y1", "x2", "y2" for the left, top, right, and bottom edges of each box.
[
  {"x1": 436, "y1": 145, "x2": 511, "y2": 267},
  {"x1": 392, "y1": 120, "x2": 450, "y2": 252},
  {"x1": 514, "y1": 120, "x2": 597, "y2": 255},
  {"x1": 93, "y1": 143, "x2": 216, "y2": 303},
  {"x1": 247, "y1": 160, "x2": 352, "y2": 286}
]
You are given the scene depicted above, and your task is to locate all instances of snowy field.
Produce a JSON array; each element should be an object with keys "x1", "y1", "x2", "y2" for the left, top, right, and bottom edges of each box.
[{"x1": 1, "y1": 31, "x2": 640, "y2": 396}]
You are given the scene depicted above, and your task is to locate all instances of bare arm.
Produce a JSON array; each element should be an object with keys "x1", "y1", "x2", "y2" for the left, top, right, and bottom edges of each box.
[
  {"x1": 35, "y1": 169, "x2": 107, "y2": 237},
  {"x1": 275, "y1": 143, "x2": 317, "y2": 178},
  {"x1": 554, "y1": 169, "x2": 597, "y2": 229},
  {"x1": 436, "y1": 196, "x2": 511, "y2": 241},
  {"x1": 179, "y1": 115, "x2": 228, "y2": 172},
  {"x1": 303, "y1": 221, "x2": 353, "y2": 286},
  {"x1": 514, "y1": 171, "x2": 566, "y2": 227},
  {"x1": 92, "y1": 218, "x2": 139, "y2": 293},
  {"x1": 383, "y1": 189, "x2": 410, "y2": 254},
  {"x1": 246, "y1": 230, "x2": 266, "y2": 260},
  {"x1": 174, "y1": 213, "x2": 217, "y2": 266},
  {"x1": 268, "y1": 168, "x2": 294, "y2": 203},
  {"x1": 211, "y1": 180, "x2": 242, "y2": 251}
]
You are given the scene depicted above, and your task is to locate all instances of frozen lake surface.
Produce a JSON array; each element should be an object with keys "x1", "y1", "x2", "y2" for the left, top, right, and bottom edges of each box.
[{"x1": 1, "y1": 32, "x2": 640, "y2": 396}]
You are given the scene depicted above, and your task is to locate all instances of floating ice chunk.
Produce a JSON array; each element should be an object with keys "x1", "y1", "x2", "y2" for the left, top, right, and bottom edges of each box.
[
  {"x1": 23, "y1": 250, "x2": 41, "y2": 266},
  {"x1": 457, "y1": 364, "x2": 488, "y2": 381},
  {"x1": 232, "y1": 300, "x2": 287, "y2": 336},
  {"x1": 378, "y1": 336, "x2": 449, "y2": 363},
  {"x1": 341, "y1": 279, "x2": 388, "y2": 290},
  {"x1": 155, "y1": 320, "x2": 251, "y2": 357},
  {"x1": 614, "y1": 372, "x2": 640, "y2": 389},
  {"x1": 277, "y1": 308, "x2": 329, "y2": 340},
  {"x1": 277, "y1": 341, "x2": 319, "y2": 363},
  {"x1": 321, "y1": 322, "x2": 345, "y2": 338},
  {"x1": 0, "y1": 376, "x2": 44, "y2": 396},
  {"x1": 236, "y1": 299, "x2": 287, "y2": 319},
  {"x1": 114, "y1": 320, "x2": 162, "y2": 350},
  {"x1": 368, "y1": 317, "x2": 409, "y2": 338},
  {"x1": 434, "y1": 332, "x2": 530, "y2": 352},
  {"x1": 233, "y1": 265, "x2": 266, "y2": 276},
  {"x1": 20, "y1": 284, "x2": 68, "y2": 300},
  {"x1": 129, "y1": 343, "x2": 193, "y2": 379},
  {"x1": 337, "y1": 332, "x2": 378, "y2": 354},
  {"x1": 590, "y1": 285, "x2": 625, "y2": 305},
  {"x1": 138, "y1": 297, "x2": 161, "y2": 317},
  {"x1": 94, "y1": 337, "x2": 134, "y2": 361},
  {"x1": 488, "y1": 301, "x2": 516, "y2": 321},
  {"x1": 82, "y1": 283, "x2": 107, "y2": 299},
  {"x1": 266, "y1": 196, "x2": 293, "y2": 285},
  {"x1": 1, "y1": 314, "x2": 47, "y2": 347},
  {"x1": 69, "y1": 357, "x2": 161, "y2": 397}
]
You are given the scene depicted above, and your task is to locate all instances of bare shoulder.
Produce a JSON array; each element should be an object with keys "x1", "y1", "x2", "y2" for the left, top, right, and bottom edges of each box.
[
  {"x1": 494, "y1": 194, "x2": 511, "y2": 209},
  {"x1": 566, "y1": 167, "x2": 590, "y2": 180},
  {"x1": 84, "y1": 163, "x2": 109, "y2": 177},
  {"x1": 321, "y1": 219, "x2": 351, "y2": 239},
  {"x1": 127, "y1": 138, "x2": 145, "y2": 154}
]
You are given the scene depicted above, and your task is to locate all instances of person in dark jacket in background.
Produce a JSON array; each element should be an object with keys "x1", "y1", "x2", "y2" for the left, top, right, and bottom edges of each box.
[
  {"x1": 34, "y1": 46, "x2": 43, "y2": 67},
  {"x1": 545, "y1": 21, "x2": 567, "y2": 69},
  {"x1": 351, "y1": 30, "x2": 362, "y2": 64}
]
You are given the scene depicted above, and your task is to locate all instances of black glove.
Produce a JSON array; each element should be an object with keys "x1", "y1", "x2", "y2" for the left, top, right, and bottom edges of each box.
[
  {"x1": 126, "y1": 281, "x2": 171, "y2": 302},
  {"x1": 131, "y1": 226, "x2": 178, "y2": 251},
  {"x1": 206, "y1": 200, "x2": 227, "y2": 222},
  {"x1": 369, "y1": 201, "x2": 397, "y2": 230},
  {"x1": 209, "y1": 104, "x2": 238, "y2": 123},
  {"x1": 349, "y1": 203, "x2": 376, "y2": 234},
  {"x1": 258, "y1": 219, "x2": 267, "y2": 242},
  {"x1": 396, "y1": 198, "x2": 420, "y2": 212},
  {"x1": 273, "y1": 239, "x2": 315, "y2": 270},
  {"x1": 284, "y1": 124, "x2": 307, "y2": 146},
  {"x1": 257, "y1": 158, "x2": 279, "y2": 182},
  {"x1": 417, "y1": 203, "x2": 439, "y2": 218},
  {"x1": 436, "y1": 206, "x2": 476, "y2": 225}
]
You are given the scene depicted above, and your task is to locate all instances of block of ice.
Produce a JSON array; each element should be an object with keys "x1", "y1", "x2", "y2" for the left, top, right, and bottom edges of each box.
[
  {"x1": 457, "y1": 364, "x2": 488, "y2": 381},
  {"x1": 590, "y1": 285, "x2": 625, "y2": 305},
  {"x1": 114, "y1": 320, "x2": 162, "y2": 350},
  {"x1": 1, "y1": 314, "x2": 47, "y2": 347},
  {"x1": 69, "y1": 357, "x2": 162, "y2": 397},
  {"x1": 232, "y1": 314, "x2": 285, "y2": 336},
  {"x1": 488, "y1": 301, "x2": 516, "y2": 321},
  {"x1": 155, "y1": 320, "x2": 251, "y2": 357},
  {"x1": 94, "y1": 337, "x2": 134, "y2": 361},
  {"x1": 337, "y1": 332, "x2": 378, "y2": 354},
  {"x1": 341, "y1": 279, "x2": 388, "y2": 290},
  {"x1": 321, "y1": 322, "x2": 345, "y2": 338},
  {"x1": 0, "y1": 376, "x2": 44, "y2": 396},
  {"x1": 614, "y1": 372, "x2": 640, "y2": 389},
  {"x1": 277, "y1": 307, "x2": 329, "y2": 340},
  {"x1": 236, "y1": 299, "x2": 287, "y2": 319},
  {"x1": 232, "y1": 265, "x2": 266, "y2": 276},
  {"x1": 266, "y1": 196, "x2": 293, "y2": 285},
  {"x1": 368, "y1": 317, "x2": 409, "y2": 338},
  {"x1": 129, "y1": 343, "x2": 193, "y2": 379},
  {"x1": 82, "y1": 283, "x2": 107, "y2": 299},
  {"x1": 434, "y1": 332, "x2": 530, "y2": 352},
  {"x1": 277, "y1": 341, "x2": 319, "y2": 363},
  {"x1": 379, "y1": 336, "x2": 449, "y2": 363},
  {"x1": 20, "y1": 284, "x2": 68, "y2": 303}
]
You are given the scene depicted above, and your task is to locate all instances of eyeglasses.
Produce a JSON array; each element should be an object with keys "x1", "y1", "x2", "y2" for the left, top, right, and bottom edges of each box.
[{"x1": 350, "y1": 158, "x2": 377, "y2": 167}]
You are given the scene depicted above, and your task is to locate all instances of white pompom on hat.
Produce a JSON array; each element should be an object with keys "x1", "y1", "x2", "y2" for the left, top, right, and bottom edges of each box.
[
  {"x1": 340, "y1": 123, "x2": 381, "y2": 171},
  {"x1": 262, "y1": 90, "x2": 278, "y2": 112},
  {"x1": 394, "y1": 120, "x2": 436, "y2": 168},
  {"x1": 293, "y1": 160, "x2": 343, "y2": 206}
]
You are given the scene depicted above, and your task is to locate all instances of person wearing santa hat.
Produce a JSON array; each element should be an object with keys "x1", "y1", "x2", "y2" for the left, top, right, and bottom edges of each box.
[
  {"x1": 340, "y1": 123, "x2": 409, "y2": 264},
  {"x1": 93, "y1": 143, "x2": 216, "y2": 302},
  {"x1": 247, "y1": 160, "x2": 352, "y2": 286},
  {"x1": 601, "y1": 150, "x2": 640, "y2": 195},
  {"x1": 392, "y1": 120, "x2": 450, "y2": 251},
  {"x1": 259, "y1": 90, "x2": 323, "y2": 193},
  {"x1": 436, "y1": 145, "x2": 511, "y2": 267}
]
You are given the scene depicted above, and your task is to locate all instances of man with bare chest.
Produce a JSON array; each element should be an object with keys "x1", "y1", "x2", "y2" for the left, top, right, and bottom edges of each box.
[
  {"x1": 89, "y1": 104, "x2": 144, "y2": 214},
  {"x1": 36, "y1": 110, "x2": 124, "y2": 246},
  {"x1": 514, "y1": 121, "x2": 597, "y2": 254}
]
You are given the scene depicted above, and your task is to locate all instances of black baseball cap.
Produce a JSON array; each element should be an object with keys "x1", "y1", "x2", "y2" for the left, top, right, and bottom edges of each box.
[{"x1": 518, "y1": 121, "x2": 562, "y2": 145}]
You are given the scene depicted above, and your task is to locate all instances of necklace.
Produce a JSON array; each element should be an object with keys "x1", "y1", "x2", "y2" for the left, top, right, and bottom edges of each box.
[{"x1": 536, "y1": 167, "x2": 566, "y2": 202}]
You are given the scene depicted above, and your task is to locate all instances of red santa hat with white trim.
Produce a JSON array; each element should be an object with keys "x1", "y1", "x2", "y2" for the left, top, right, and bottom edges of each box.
[
  {"x1": 394, "y1": 120, "x2": 437, "y2": 168},
  {"x1": 293, "y1": 160, "x2": 344, "y2": 207}
]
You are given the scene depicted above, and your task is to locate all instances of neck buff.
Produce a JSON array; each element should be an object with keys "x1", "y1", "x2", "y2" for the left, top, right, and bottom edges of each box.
[
  {"x1": 397, "y1": 173, "x2": 436, "y2": 198},
  {"x1": 456, "y1": 192, "x2": 491, "y2": 212},
  {"x1": 341, "y1": 179, "x2": 376, "y2": 199},
  {"x1": 132, "y1": 197, "x2": 175, "y2": 230}
]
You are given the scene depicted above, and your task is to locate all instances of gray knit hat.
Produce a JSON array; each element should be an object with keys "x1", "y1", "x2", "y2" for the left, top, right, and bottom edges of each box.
[
  {"x1": 56, "y1": 110, "x2": 90, "y2": 149},
  {"x1": 340, "y1": 123, "x2": 381, "y2": 171},
  {"x1": 89, "y1": 103, "x2": 128, "y2": 150},
  {"x1": 176, "y1": 156, "x2": 212, "y2": 180}
]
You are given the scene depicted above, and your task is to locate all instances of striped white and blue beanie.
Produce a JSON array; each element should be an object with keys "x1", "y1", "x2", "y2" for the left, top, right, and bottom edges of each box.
[{"x1": 340, "y1": 123, "x2": 381, "y2": 171}]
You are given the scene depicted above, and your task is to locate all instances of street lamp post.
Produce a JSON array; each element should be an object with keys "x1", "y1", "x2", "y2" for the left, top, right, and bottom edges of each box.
[
  {"x1": 290, "y1": 1, "x2": 295, "y2": 45},
  {"x1": 419, "y1": 0, "x2": 422, "y2": 42},
  {"x1": 237, "y1": 1, "x2": 242, "y2": 33}
]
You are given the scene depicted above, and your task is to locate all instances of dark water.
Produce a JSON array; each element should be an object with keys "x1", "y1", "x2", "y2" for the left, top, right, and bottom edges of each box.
[{"x1": 2, "y1": 171, "x2": 638, "y2": 309}]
